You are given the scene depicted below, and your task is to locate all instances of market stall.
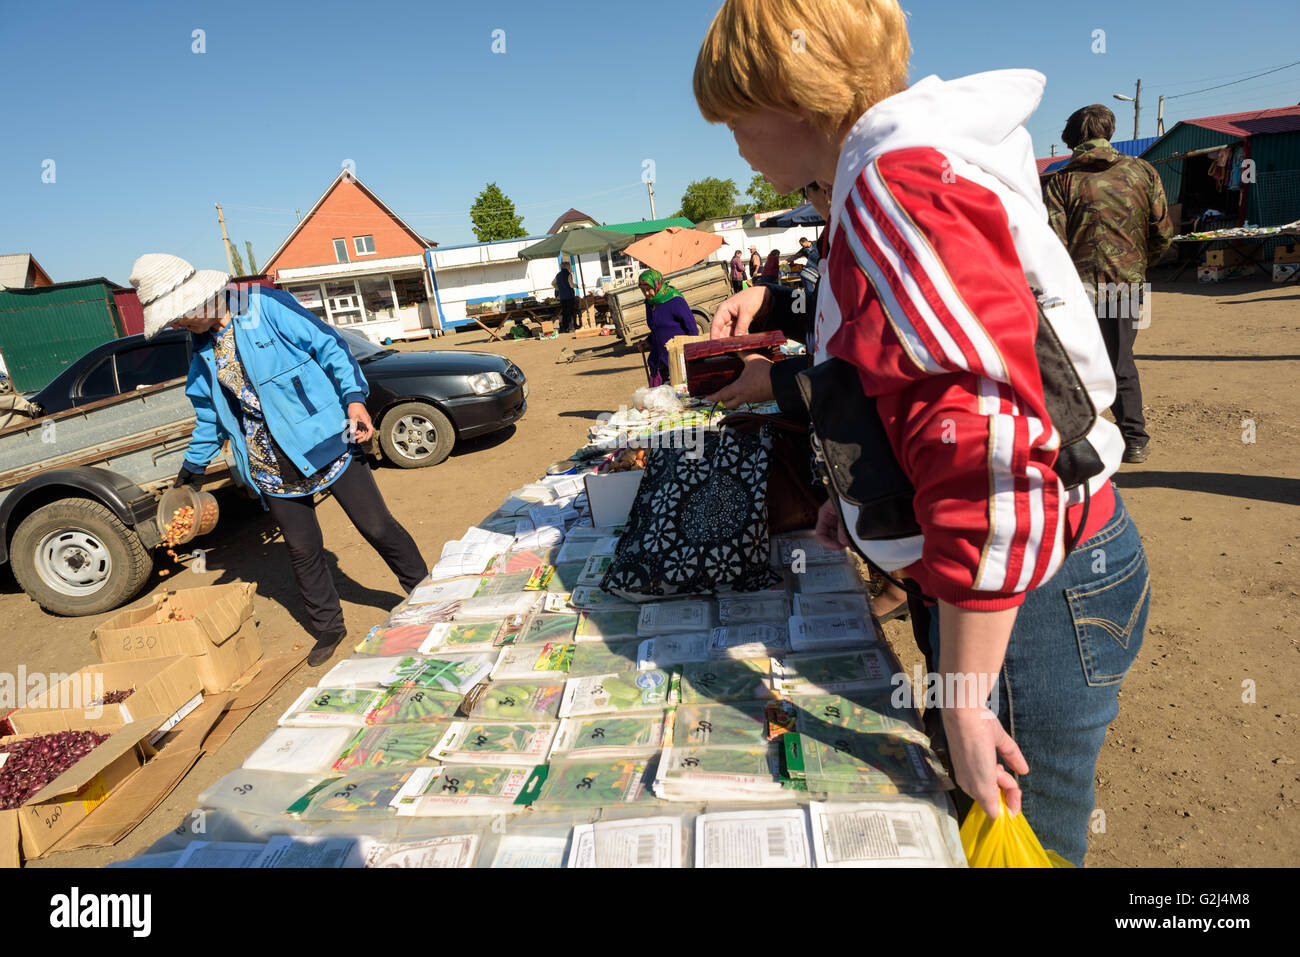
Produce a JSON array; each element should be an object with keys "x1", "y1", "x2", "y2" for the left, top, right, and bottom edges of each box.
[
  {"x1": 1163, "y1": 219, "x2": 1300, "y2": 283},
  {"x1": 110, "y1": 391, "x2": 965, "y2": 869}
]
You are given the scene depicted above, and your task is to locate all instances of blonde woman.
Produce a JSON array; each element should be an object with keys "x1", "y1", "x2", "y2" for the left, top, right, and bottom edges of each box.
[{"x1": 694, "y1": 0, "x2": 1148, "y2": 865}]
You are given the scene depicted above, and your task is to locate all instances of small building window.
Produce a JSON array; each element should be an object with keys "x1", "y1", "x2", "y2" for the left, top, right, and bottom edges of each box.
[
  {"x1": 333, "y1": 239, "x2": 349, "y2": 263},
  {"x1": 392, "y1": 273, "x2": 428, "y2": 307},
  {"x1": 354, "y1": 235, "x2": 376, "y2": 255}
]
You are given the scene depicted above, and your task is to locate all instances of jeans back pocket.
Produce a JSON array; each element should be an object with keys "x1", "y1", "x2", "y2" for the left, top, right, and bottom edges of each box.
[{"x1": 1067, "y1": 542, "x2": 1151, "y2": 687}]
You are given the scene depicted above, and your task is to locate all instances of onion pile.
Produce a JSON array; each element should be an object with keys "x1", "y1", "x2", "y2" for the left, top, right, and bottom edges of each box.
[{"x1": 0, "y1": 730, "x2": 110, "y2": 810}]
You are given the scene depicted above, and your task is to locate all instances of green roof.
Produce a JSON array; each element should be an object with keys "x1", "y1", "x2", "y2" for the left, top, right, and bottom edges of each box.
[{"x1": 600, "y1": 217, "x2": 695, "y2": 235}]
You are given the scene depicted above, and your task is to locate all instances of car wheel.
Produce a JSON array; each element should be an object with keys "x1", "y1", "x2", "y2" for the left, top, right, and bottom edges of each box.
[
  {"x1": 10, "y1": 499, "x2": 153, "y2": 616},
  {"x1": 378, "y1": 401, "x2": 455, "y2": 468},
  {"x1": 691, "y1": 309, "x2": 711, "y2": 335}
]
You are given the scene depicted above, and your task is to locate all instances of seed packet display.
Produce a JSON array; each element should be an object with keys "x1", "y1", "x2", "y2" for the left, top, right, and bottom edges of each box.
[
  {"x1": 782, "y1": 733, "x2": 943, "y2": 794},
  {"x1": 717, "y1": 594, "x2": 792, "y2": 624},
  {"x1": 390, "y1": 764, "x2": 543, "y2": 816},
  {"x1": 568, "y1": 816, "x2": 683, "y2": 868},
  {"x1": 569, "y1": 640, "x2": 640, "y2": 676},
  {"x1": 454, "y1": 591, "x2": 539, "y2": 622},
  {"x1": 289, "y1": 768, "x2": 422, "y2": 820},
  {"x1": 433, "y1": 721, "x2": 558, "y2": 766},
  {"x1": 319, "y1": 656, "x2": 409, "y2": 689},
  {"x1": 708, "y1": 623, "x2": 790, "y2": 659},
  {"x1": 789, "y1": 562, "x2": 863, "y2": 595},
  {"x1": 354, "y1": 623, "x2": 435, "y2": 657},
  {"x1": 793, "y1": 692, "x2": 924, "y2": 738},
  {"x1": 808, "y1": 801, "x2": 953, "y2": 867},
  {"x1": 387, "y1": 600, "x2": 463, "y2": 627},
  {"x1": 558, "y1": 669, "x2": 672, "y2": 717},
  {"x1": 550, "y1": 713, "x2": 666, "y2": 759},
  {"x1": 695, "y1": 809, "x2": 813, "y2": 868},
  {"x1": 772, "y1": 534, "x2": 853, "y2": 568},
  {"x1": 390, "y1": 654, "x2": 494, "y2": 694},
  {"x1": 333, "y1": 724, "x2": 447, "y2": 772},
  {"x1": 421, "y1": 618, "x2": 511, "y2": 654},
  {"x1": 359, "y1": 834, "x2": 480, "y2": 868},
  {"x1": 278, "y1": 687, "x2": 384, "y2": 728},
  {"x1": 534, "y1": 757, "x2": 652, "y2": 807},
  {"x1": 407, "y1": 577, "x2": 482, "y2": 606},
  {"x1": 518, "y1": 611, "x2": 579, "y2": 645},
  {"x1": 787, "y1": 614, "x2": 875, "y2": 652},
  {"x1": 366, "y1": 688, "x2": 465, "y2": 725},
  {"x1": 463, "y1": 681, "x2": 566, "y2": 721},
  {"x1": 473, "y1": 570, "x2": 535, "y2": 597},
  {"x1": 672, "y1": 703, "x2": 770, "y2": 749},
  {"x1": 636, "y1": 633, "x2": 711, "y2": 669},
  {"x1": 243, "y1": 727, "x2": 356, "y2": 774},
  {"x1": 678, "y1": 658, "x2": 774, "y2": 704},
  {"x1": 769, "y1": 649, "x2": 894, "y2": 696},
  {"x1": 653, "y1": 745, "x2": 785, "y2": 800},
  {"x1": 792, "y1": 592, "x2": 871, "y2": 619},
  {"x1": 574, "y1": 608, "x2": 641, "y2": 642},
  {"x1": 637, "y1": 599, "x2": 716, "y2": 636},
  {"x1": 493, "y1": 641, "x2": 575, "y2": 680}
]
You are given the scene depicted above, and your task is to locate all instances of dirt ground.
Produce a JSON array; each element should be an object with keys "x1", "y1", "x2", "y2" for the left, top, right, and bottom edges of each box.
[{"x1": 9, "y1": 279, "x2": 1298, "y2": 868}]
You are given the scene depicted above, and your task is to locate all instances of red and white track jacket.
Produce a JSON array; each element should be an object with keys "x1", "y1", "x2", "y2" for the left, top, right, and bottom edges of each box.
[{"x1": 817, "y1": 70, "x2": 1123, "y2": 610}]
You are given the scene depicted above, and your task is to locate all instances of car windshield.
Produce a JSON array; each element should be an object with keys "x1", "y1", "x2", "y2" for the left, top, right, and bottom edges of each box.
[{"x1": 336, "y1": 327, "x2": 389, "y2": 360}]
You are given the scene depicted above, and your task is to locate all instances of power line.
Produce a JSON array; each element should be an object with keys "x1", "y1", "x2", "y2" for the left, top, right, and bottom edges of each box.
[
  {"x1": 1164, "y1": 59, "x2": 1300, "y2": 99},
  {"x1": 1154, "y1": 58, "x2": 1300, "y2": 90}
]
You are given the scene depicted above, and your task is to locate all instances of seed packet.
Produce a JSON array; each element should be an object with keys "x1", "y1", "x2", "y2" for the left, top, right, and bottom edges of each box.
[
  {"x1": 679, "y1": 658, "x2": 774, "y2": 704},
  {"x1": 788, "y1": 614, "x2": 876, "y2": 652},
  {"x1": 433, "y1": 721, "x2": 558, "y2": 766},
  {"x1": 653, "y1": 745, "x2": 785, "y2": 801},
  {"x1": 695, "y1": 809, "x2": 813, "y2": 868},
  {"x1": 792, "y1": 592, "x2": 871, "y2": 619},
  {"x1": 555, "y1": 537, "x2": 599, "y2": 565},
  {"x1": 394, "y1": 654, "x2": 494, "y2": 694},
  {"x1": 569, "y1": 641, "x2": 640, "y2": 676},
  {"x1": 353, "y1": 623, "x2": 435, "y2": 657},
  {"x1": 671, "y1": 703, "x2": 770, "y2": 749},
  {"x1": 717, "y1": 594, "x2": 792, "y2": 624},
  {"x1": 199, "y1": 769, "x2": 333, "y2": 818},
  {"x1": 455, "y1": 592, "x2": 540, "y2": 621},
  {"x1": 577, "y1": 554, "x2": 613, "y2": 587},
  {"x1": 636, "y1": 633, "x2": 711, "y2": 669},
  {"x1": 278, "y1": 687, "x2": 384, "y2": 728},
  {"x1": 473, "y1": 570, "x2": 535, "y2": 597},
  {"x1": 708, "y1": 624, "x2": 790, "y2": 659},
  {"x1": 490, "y1": 834, "x2": 570, "y2": 868},
  {"x1": 568, "y1": 586, "x2": 632, "y2": 610},
  {"x1": 525, "y1": 565, "x2": 557, "y2": 591},
  {"x1": 420, "y1": 619, "x2": 507, "y2": 654},
  {"x1": 332, "y1": 724, "x2": 446, "y2": 772},
  {"x1": 463, "y1": 681, "x2": 566, "y2": 721},
  {"x1": 574, "y1": 608, "x2": 641, "y2": 642},
  {"x1": 319, "y1": 656, "x2": 411, "y2": 689},
  {"x1": 772, "y1": 534, "x2": 854, "y2": 568},
  {"x1": 808, "y1": 800, "x2": 954, "y2": 868},
  {"x1": 637, "y1": 599, "x2": 716, "y2": 636},
  {"x1": 770, "y1": 650, "x2": 894, "y2": 696},
  {"x1": 391, "y1": 764, "x2": 544, "y2": 816},
  {"x1": 558, "y1": 670, "x2": 672, "y2": 717},
  {"x1": 782, "y1": 732, "x2": 944, "y2": 794},
  {"x1": 386, "y1": 600, "x2": 463, "y2": 627},
  {"x1": 534, "y1": 757, "x2": 652, "y2": 807},
  {"x1": 789, "y1": 563, "x2": 863, "y2": 595},
  {"x1": 550, "y1": 713, "x2": 666, "y2": 759},
  {"x1": 288, "y1": 768, "x2": 420, "y2": 820},
  {"x1": 791, "y1": 693, "x2": 924, "y2": 738},
  {"x1": 408, "y1": 577, "x2": 483, "y2": 605},
  {"x1": 488, "y1": 547, "x2": 558, "y2": 575},
  {"x1": 243, "y1": 727, "x2": 356, "y2": 774},
  {"x1": 493, "y1": 641, "x2": 576, "y2": 680},
  {"x1": 366, "y1": 688, "x2": 465, "y2": 725},
  {"x1": 568, "y1": 816, "x2": 682, "y2": 868},
  {"x1": 547, "y1": 562, "x2": 586, "y2": 593},
  {"x1": 359, "y1": 834, "x2": 480, "y2": 868},
  {"x1": 517, "y1": 611, "x2": 579, "y2": 645}
]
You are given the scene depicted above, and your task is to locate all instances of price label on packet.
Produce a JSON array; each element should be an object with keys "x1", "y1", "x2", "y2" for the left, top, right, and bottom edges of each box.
[{"x1": 543, "y1": 592, "x2": 571, "y2": 613}]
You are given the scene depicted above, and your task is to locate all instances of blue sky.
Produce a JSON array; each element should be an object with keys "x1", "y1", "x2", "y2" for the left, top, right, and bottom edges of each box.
[{"x1": 2, "y1": 0, "x2": 1298, "y2": 283}]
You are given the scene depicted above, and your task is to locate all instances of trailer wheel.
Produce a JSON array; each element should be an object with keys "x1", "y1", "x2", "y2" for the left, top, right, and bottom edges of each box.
[
  {"x1": 10, "y1": 499, "x2": 153, "y2": 616},
  {"x1": 378, "y1": 402, "x2": 455, "y2": 468},
  {"x1": 691, "y1": 309, "x2": 711, "y2": 335}
]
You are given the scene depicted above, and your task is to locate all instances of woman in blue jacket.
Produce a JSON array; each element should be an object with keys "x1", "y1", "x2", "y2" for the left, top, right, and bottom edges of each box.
[{"x1": 130, "y1": 254, "x2": 426, "y2": 666}]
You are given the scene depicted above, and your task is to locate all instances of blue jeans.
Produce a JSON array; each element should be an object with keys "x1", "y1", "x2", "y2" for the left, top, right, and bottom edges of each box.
[{"x1": 928, "y1": 487, "x2": 1150, "y2": 866}]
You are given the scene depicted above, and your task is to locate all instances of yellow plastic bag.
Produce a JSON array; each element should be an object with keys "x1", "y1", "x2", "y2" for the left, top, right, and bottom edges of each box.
[{"x1": 959, "y1": 792, "x2": 1075, "y2": 868}]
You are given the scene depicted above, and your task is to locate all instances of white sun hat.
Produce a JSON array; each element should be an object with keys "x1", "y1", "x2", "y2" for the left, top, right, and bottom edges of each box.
[{"x1": 129, "y1": 254, "x2": 231, "y2": 339}]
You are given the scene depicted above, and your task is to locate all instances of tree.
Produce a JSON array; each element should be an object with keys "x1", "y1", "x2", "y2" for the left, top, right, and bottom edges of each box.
[
  {"x1": 470, "y1": 183, "x2": 527, "y2": 241},
  {"x1": 227, "y1": 241, "x2": 245, "y2": 277},
  {"x1": 244, "y1": 241, "x2": 259, "y2": 275},
  {"x1": 741, "y1": 174, "x2": 803, "y2": 214},
  {"x1": 678, "y1": 177, "x2": 739, "y2": 222}
]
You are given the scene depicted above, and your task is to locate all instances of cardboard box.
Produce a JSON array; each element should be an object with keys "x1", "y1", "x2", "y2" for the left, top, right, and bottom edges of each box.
[
  {"x1": 1203, "y1": 248, "x2": 1246, "y2": 268},
  {"x1": 584, "y1": 470, "x2": 644, "y2": 528},
  {"x1": 90, "y1": 583, "x2": 261, "y2": 693},
  {"x1": 8, "y1": 656, "x2": 201, "y2": 739},
  {"x1": 1273, "y1": 263, "x2": 1300, "y2": 283},
  {"x1": 1197, "y1": 265, "x2": 1246, "y2": 283},
  {"x1": 1, "y1": 718, "x2": 158, "y2": 859},
  {"x1": 666, "y1": 335, "x2": 709, "y2": 388},
  {"x1": 1273, "y1": 244, "x2": 1300, "y2": 264}
]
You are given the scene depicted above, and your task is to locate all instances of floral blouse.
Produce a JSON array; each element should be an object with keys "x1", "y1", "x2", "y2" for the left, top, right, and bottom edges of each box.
[{"x1": 212, "y1": 324, "x2": 351, "y2": 496}]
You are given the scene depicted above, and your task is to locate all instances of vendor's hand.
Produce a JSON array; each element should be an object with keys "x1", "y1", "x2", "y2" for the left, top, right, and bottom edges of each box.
[
  {"x1": 173, "y1": 467, "x2": 201, "y2": 490},
  {"x1": 813, "y1": 499, "x2": 849, "y2": 552},
  {"x1": 711, "y1": 283, "x2": 771, "y2": 339},
  {"x1": 941, "y1": 705, "x2": 1028, "y2": 820},
  {"x1": 706, "y1": 354, "x2": 775, "y2": 408},
  {"x1": 347, "y1": 402, "x2": 374, "y2": 443}
]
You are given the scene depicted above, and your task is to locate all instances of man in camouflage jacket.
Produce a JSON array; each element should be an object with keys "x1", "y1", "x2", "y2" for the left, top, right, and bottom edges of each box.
[{"x1": 1045, "y1": 104, "x2": 1173, "y2": 463}]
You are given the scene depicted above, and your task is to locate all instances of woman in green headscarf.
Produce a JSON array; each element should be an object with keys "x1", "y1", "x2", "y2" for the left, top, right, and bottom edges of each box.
[{"x1": 638, "y1": 268, "x2": 698, "y2": 386}]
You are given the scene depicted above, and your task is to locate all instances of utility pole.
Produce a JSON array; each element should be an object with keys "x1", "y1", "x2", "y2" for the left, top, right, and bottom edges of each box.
[
  {"x1": 215, "y1": 204, "x2": 236, "y2": 275},
  {"x1": 1157, "y1": 95, "x2": 1165, "y2": 136},
  {"x1": 1114, "y1": 80, "x2": 1141, "y2": 139},
  {"x1": 647, "y1": 181, "x2": 657, "y2": 220}
]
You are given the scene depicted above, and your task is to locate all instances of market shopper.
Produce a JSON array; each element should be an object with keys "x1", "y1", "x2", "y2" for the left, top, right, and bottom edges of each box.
[
  {"x1": 638, "y1": 268, "x2": 698, "y2": 387},
  {"x1": 553, "y1": 261, "x2": 579, "y2": 333},
  {"x1": 759, "y1": 249, "x2": 782, "y2": 284},
  {"x1": 748, "y1": 245, "x2": 762, "y2": 279},
  {"x1": 788, "y1": 236, "x2": 822, "y2": 293},
  {"x1": 1044, "y1": 105, "x2": 1173, "y2": 464},
  {"x1": 728, "y1": 249, "x2": 748, "y2": 293},
  {"x1": 130, "y1": 254, "x2": 427, "y2": 667},
  {"x1": 694, "y1": 0, "x2": 1149, "y2": 866}
]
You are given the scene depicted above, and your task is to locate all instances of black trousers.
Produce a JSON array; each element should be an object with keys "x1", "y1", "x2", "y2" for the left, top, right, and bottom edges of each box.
[
  {"x1": 559, "y1": 298, "x2": 577, "y2": 332},
  {"x1": 265, "y1": 455, "x2": 426, "y2": 639},
  {"x1": 1097, "y1": 312, "x2": 1148, "y2": 446}
]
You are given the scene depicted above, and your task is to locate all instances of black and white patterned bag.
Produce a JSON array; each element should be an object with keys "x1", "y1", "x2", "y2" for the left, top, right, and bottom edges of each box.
[{"x1": 600, "y1": 426, "x2": 780, "y2": 599}]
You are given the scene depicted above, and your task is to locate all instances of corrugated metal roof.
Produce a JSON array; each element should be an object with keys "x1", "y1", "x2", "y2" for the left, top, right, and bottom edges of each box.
[
  {"x1": 1037, "y1": 137, "x2": 1160, "y2": 176},
  {"x1": 1184, "y1": 105, "x2": 1300, "y2": 137}
]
